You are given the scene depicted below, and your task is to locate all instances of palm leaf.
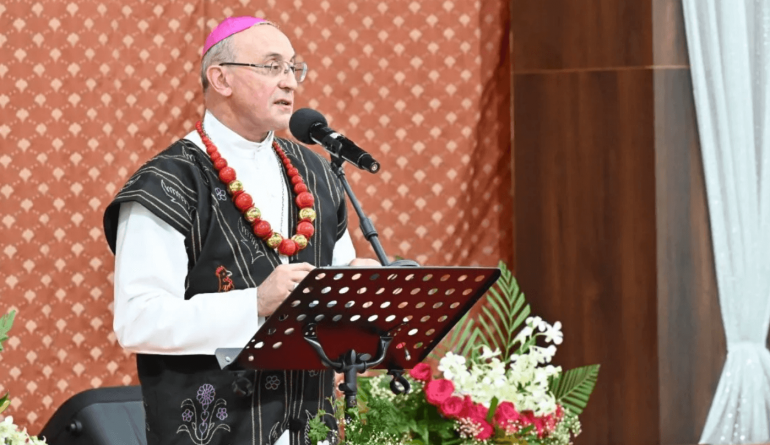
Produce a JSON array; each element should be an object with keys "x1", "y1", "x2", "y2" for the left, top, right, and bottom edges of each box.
[
  {"x1": 431, "y1": 261, "x2": 530, "y2": 359},
  {"x1": 458, "y1": 328, "x2": 483, "y2": 358},
  {"x1": 549, "y1": 364, "x2": 600, "y2": 415},
  {"x1": 472, "y1": 261, "x2": 530, "y2": 358},
  {"x1": 0, "y1": 310, "x2": 16, "y2": 352},
  {"x1": 428, "y1": 313, "x2": 477, "y2": 361},
  {"x1": 480, "y1": 306, "x2": 504, "y2": 351}
]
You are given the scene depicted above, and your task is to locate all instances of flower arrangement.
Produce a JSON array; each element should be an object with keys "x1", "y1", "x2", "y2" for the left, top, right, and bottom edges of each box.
[
  {"x1": 308, "y1": 262, "x2": 599, "y2": 445},
  {"x1": 0, "y1": 416, "x2": 47, "y2": 445},
  {"x1": 0, "y1": 310, "x2": 47, "y2": 445}
]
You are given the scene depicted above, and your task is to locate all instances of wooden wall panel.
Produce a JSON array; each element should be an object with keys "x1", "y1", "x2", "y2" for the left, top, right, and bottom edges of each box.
[
  {"x1": 512, "y1": 1, "x2": 726, "y2": 444},
  {"x1": 652, "y1": 0, "x2": 689, "y2": 65},
  {"x1": 654, "y1": 69, "x2": 724, "y2": 444},
  {"x1": 511, "y1": 0, "x2": 653, "y2": 70},
  {"x1": 514, "y1": 70, "x2": 658, "y2": 445}
]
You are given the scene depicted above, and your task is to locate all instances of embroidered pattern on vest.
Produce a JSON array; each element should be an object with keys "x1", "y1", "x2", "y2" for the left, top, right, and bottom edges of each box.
[
  {"x1": 161, "y1": 179, "x2": 194, "y2": 216},
  {"x1": 215, "y1": 266, "x2": 234, "y2": 292},
  {"x1": 176, "y1": 383, "x2": 230, "y2": 444},
  {"x1": 238, "y1": 219, "x2": 267, "y2": 264},
  {"x1": 265, "y1": 375, "x2": 281, "y2": 390},
  {"x1": 122, "y1": 173, "x2": 142, "y2": 191},
  {"x1": 269, "y1": 421, "x2": 282, "y2": 442}
]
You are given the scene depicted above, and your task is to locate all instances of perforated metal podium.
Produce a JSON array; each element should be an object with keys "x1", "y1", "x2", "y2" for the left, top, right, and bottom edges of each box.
[{"x1": 216, "y1": 266, "x2": 501, "y2": 408}]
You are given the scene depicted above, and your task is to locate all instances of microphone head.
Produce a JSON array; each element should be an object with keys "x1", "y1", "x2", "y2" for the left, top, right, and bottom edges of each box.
[{"x1": 289, "y1": 108, "x2": 327, "y2": 145}]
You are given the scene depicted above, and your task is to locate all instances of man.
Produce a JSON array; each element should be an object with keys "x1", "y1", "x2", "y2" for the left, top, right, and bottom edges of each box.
[{"x1": 103, "y1": 17, "x2": 377, "y2": 445}]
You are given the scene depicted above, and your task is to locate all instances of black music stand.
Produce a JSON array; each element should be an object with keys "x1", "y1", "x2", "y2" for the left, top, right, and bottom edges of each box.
[{"x1": 215, "y1": 266, "x2": 500, "y2": 410}]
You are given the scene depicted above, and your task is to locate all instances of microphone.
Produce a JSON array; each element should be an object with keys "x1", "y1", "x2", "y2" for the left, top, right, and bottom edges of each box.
[{"x1": 289, "y1": 108, "x2": 380, "y2": 173}]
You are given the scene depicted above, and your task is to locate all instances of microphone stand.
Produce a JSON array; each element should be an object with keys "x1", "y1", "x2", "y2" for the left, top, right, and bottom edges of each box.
[{"x1": 329, "y1": 157, "x2": 420, "y2": 267}]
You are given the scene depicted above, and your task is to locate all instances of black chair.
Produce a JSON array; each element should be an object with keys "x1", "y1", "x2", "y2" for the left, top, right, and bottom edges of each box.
[{"x1": 39, "y1": 386, "x2": 146, "y2": 445}]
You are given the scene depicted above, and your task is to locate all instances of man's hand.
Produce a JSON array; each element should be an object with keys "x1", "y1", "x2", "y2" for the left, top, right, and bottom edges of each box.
[
  {"x1": 257, "y1": 263, "x2": 315, "y2": 317},
  {"x1": 349, "y1": 258, "x2": 381, "y2": 267}
]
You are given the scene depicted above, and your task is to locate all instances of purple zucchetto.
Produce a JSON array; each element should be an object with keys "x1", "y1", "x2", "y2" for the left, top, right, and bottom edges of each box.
[{"x1": 202, "y1": 16, "x2": 267, "y2": 57}]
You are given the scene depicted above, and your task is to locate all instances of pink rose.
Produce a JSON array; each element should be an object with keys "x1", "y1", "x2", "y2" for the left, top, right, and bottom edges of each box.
[
  {"x1": 519, "y1": 410, "x2": 535, "y2": 427},
  {"x1": 460, "y1": 395, "x2": 474, "y2": 417},
  {"x1": 534, "y1": 416, "x2": 547, "y2": 438},
  {"x1": 544, "y1": 413, "x2": 558, "y2": 433},
  {"x1": 424, "y1": 379, "x2": 455, "y2": 405},
  {"x1": 493, "y1": 401, "x2": 520, "y2": 428},
  {"x1": 472, "y1": 403, "x2": 489, "y2": 421},
  {"x1": 474, "y1": 419, "x2": 494, "y2": 440},
  {"x1": 457, "y1": 397, "x2": 492, "y2": 431},
  {"x1": 409, "y1": 363, "x2": 432, "y2": 382},
  {"x1": 439, "y1": 396, "x2": 465, "y2": 419}
]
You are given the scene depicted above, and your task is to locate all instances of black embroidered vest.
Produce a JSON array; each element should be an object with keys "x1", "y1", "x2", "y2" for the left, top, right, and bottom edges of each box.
[{"x1": 103, "y1": 137, "x2": 344, "y2": 445}]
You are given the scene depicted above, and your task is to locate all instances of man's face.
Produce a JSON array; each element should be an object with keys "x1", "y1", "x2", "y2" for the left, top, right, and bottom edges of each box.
[{"x1": 227, "y1": 25, "x2": 297, "y2": 136}]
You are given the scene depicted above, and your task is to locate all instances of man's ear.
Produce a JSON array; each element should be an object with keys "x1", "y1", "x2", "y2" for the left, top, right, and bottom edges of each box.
[{"x1": 207, "y1": 65, "x2": 233, "y2": 97}]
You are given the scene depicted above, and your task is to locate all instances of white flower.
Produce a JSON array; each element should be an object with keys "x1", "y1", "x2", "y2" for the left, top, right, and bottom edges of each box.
[
  {"x1": 543, "y1": 364, "x2": 561, "y2": 376},
  {"x1": 0, "y1": 415, "x2": 47, "y2": 444},
  {"x1": 527, "y1": 316, "x2": 547, "y2": 332},
  {"x1": 513, "y1": 325, "x2": 533, "y2": 344},
  {"x1": 529, "y1": 345, "x2": 557, "y2": 364},
  {"x1": 432, "y1": 317, "x2": 569, "y2": 419},
  {"x1": 318, "y1": 440, "x2": 330, "y2": 445},
  {"x1": 539, "y1": 345, "x2": 558, "y2": 363},
  {"x1": 439, "y1": 352, "x2": 466, "y2": 369},
  {"x1": 544, "y1": 321, "x2": 563, "y2": 344},
  {"x1": 479, "y1": 345, "x2": 500, "y2": 360},
  {"x1": 438, "y1": 352, "x2": 469, "y2": 381}
]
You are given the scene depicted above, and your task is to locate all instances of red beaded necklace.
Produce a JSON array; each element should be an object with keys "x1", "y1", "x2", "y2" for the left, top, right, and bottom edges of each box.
[{"x1": 196, "y1": 121, "x2": 316, "y2": 257}]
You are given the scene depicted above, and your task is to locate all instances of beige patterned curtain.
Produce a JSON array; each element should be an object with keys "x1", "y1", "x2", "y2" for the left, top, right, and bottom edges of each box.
[{"x1": 0, "y1": 0, "x2": 511, "y2": 432}]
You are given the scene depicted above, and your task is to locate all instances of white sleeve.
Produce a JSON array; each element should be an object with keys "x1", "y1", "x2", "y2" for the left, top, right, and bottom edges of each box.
[
  {"x1": 113, "y1": 201, "x2": 263, "y2": 355},
  {"x1": 332, "y1": 229, "x2": 357, "y2": 266}
]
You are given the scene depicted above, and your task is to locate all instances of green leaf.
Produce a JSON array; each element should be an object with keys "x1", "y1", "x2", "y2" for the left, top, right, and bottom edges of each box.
[
  {"x1": 0, "y1": 310, "x2": 16, "y2": 352},
  {"x1": 511, "y1": 304, "x2": 531, "y2": 336},
  {"x1": 486, "y1": 288, "x2": 513, "y2": 321},
  {"x1": 515, "y1": 336, "x2": 537, "y2": 355},
  {"x1": 480, "y1": 306, "x2": 504, "y2": 350},
  {"x1": 453, "y1": 318, "x2": 477, "y2": 353},
  {"x1": 307, "y1": 408, "x2": 335, "y2": 444},
  {"x1": 432, "y1": 261, "x2": 531, "y2": 360},
  {"x1": 549, "y1": 364, "x2": 601, "y2": 415},
  {"x1": 459, "y1": 329, "x2": 483, "y2": 358},
  {"x1": 429, "y1": 313, "x2": 478, "y2": 361},
  {"x1": 477, "y1": 261, "x2": 530, "y2": 358},
  {"x1": 486, "y1": 397, "x2": 499, "y2": 424},
  {"x1": 0, "y1": 392, "x2": 10, "y2": 414}
]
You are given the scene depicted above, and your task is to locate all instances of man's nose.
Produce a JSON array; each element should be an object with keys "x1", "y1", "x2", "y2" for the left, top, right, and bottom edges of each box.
[{"x1": 278, "y1": 66, "x2": 298, "y2": 90}]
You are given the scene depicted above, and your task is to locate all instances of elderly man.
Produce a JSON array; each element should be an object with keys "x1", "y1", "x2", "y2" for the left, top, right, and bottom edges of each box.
[{"x1": 103, "y1": 17, "x2": 376, "y2": 445}]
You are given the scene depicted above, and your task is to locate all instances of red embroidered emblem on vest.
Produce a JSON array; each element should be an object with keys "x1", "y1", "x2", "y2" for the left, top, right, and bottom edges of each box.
[{"x1": 215, "y1": 266, "x2": 234, "y2": 292}]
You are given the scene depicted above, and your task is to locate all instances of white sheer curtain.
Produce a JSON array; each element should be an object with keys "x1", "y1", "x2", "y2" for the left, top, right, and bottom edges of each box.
[{"x1": 682, "y1": 0, "x2": 770, "y2": 443}]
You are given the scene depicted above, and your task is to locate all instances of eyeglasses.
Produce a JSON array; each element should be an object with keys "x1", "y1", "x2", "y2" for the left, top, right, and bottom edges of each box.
[{"x1": 219, "y1": 61, "x2": 308, "y2": 83}]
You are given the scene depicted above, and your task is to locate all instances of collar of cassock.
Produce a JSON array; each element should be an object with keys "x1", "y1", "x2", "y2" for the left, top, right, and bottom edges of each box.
[{"x1": 201, "y1": 111, "x2": 276, "y2": 160}]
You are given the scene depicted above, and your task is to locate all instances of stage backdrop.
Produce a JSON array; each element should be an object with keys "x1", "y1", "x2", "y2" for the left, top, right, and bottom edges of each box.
[{"x1": 0, "y1": 0, "x2": 511, "y2": 433}]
